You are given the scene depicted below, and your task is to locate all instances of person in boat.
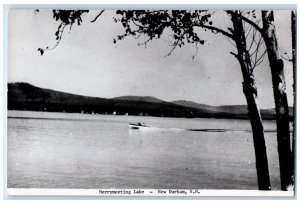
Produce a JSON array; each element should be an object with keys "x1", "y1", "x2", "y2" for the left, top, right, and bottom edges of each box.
[
  {"x1": 129, "y1": 122, "x2": 148, "y2": 127},
  {"x1": 136, "y1": 122, "x2": 148, "y2": 127}
]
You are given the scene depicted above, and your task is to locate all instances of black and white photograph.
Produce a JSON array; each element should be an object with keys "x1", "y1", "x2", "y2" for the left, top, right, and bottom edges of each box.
[{"x1": 6, "y1": 7, "x2": 296, "y2": 196}]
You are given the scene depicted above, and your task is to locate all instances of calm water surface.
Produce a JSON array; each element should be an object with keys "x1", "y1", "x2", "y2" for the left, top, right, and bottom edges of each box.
[{"x1": 8, "y1": 111, "x2": 283, "y2": 189}]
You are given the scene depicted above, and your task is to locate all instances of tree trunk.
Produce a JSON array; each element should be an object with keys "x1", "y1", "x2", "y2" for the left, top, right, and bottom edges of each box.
[
  {"x1": 242, "y1": 75, "x2": 271, "y2": 190},
  {"x1": 291, "y1": 10, "x2": 296, "y2": 186},
  {"x1": 231, "y1": 12, "x2": 271, "y2": 190},
  {"x1": 262, "y1": 10, "x2": 293, "y2": 191}
]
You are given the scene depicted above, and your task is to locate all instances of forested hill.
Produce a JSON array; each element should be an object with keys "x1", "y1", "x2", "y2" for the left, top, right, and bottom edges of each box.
[{"x1": 7, "y1": 82, "x2": 294, "y2": 120}]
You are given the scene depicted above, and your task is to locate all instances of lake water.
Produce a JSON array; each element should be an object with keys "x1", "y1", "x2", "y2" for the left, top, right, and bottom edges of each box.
[{"x1": 7, "y1": 111, "x2": 283, "y2": 190}]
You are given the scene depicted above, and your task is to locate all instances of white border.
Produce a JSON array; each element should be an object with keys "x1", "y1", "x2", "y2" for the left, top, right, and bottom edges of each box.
[
  {"x1": 6, "y1": 188, "x2": 294, "y2": 197},
  {"x1": 1, "y1": 0, "x2": 299, "y2": 202}
]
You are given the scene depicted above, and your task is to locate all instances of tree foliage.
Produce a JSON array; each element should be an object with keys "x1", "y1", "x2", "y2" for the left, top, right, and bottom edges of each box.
[
  {"x1": 38, "y1": 10, "x2": 265, "y2": 71},
  {"x1": 38, "y1": 10, "x2": 89, "y2": 55},
  {"x1": 112, "y1": 10, "x2": 210, "y2": 47}
]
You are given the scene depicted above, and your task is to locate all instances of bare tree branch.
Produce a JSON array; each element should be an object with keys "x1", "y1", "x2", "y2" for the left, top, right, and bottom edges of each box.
[
  {"x1": 248, "y1": 27, "x2": 258, "y2": 52},
  {"x1": 230, "y1": 51, "x2": 239, "y2": 58},
  {"x1": 250, "y1": 32, "x2": 263, "y2": 58},
  {"x1": 281, "y1": 54, "x2": 292, "y2": 62},
  {"x1": 90, "y1": 10, "x2": 105, "y2": 23},
  {"x1": 40, "y1": 23, "x2": 68, "y2": 54},
  {"x1": 194, "y1": 23, "x2": 235, "y2": 40},
  {"x1": 255, "y1": 50, "x2": 267, "y2": 65},
  {"x1": 137, "y1": 37, "x2": 152, "y2": 48},
  {"x1": 192, "y1": 42, "x2": 200, "y2": 60},
  {"x1": 164, "y1": 30, "x2": 188, "y2": 57},
  {"x1": 227, "y1": 10, "x2": 264, "y2": 35}
]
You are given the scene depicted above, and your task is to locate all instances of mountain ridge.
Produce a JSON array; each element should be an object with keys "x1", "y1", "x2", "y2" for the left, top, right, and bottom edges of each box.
[
  {"x1": 7, "y1": 82, "x2": 294, "y2": 120},
  {"x1": 112, "y1": 95, "x2": 167, "y2": 104}
]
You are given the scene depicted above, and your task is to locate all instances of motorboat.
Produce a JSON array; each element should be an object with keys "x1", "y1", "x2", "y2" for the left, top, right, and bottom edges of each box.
[{"x1": 129, "y1": 122, "x2": 150, "y2": 129}]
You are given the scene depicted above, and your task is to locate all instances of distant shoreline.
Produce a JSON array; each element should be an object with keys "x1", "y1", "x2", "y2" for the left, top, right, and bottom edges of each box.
[
  {"x1": 7, "y1": 110, "x2": 278, "y2": 122},
  {"x1": 7, "y1": 82, "x2": 294, "y2": 121}
]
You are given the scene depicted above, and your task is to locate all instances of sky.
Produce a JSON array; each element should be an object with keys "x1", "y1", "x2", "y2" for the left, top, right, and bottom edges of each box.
[{"x1": 8, "y1": 9, "x2": 294, "y2": 108}]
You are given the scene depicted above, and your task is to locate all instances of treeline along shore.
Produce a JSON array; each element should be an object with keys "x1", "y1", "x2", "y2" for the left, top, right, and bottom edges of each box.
[{"x1": 8, "y1": 82, "x2": 294, "y2": 120}]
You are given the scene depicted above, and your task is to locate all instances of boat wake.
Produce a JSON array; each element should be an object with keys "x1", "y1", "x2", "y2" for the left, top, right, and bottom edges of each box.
[{"x1": 128, "y1": 123, "x2": 276, "y2": 133}]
